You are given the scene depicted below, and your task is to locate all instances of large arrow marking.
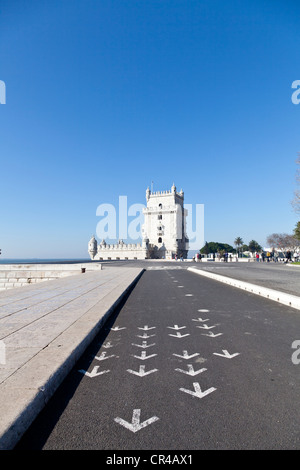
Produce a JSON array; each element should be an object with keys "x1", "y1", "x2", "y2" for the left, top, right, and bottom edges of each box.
[
  {"x1": 169, "y1": 332, "x2": 190, "y2": 338},
  {"x1": 173, "y1": 350, "x2": 199, "y2": 360},
  {"x1": 167, "y1": 325, "x2": 186, "y2": 330},
  {"x1": 114, "y1": 409, "x2": 159, "y2": 433},
  {"x1": 136, "y1": 333, "x2": 156, "y2": 339},
  {"x1": 175, "y1": 364, "x2": 207, "y2": 376},
  {"x1": 131, "y1": 341, "x2": 156, "y2": 348},
  {"x1": 196, "y1": 324, "x2": 216, "y2": 330},
  {"x1": 95, "y1": 352, "x2": 116, "y2": 361},
  {"x1": 127, "y1": 365, "x2": 158, "y2": 377},
  {"x1": 138, "y1": 325, "x2": 156, "y2": 331},
  {"x1": 180, "y1": 382, "x2": 216, "y2": 399},
  {"x1": 132, "y1": 351, "x2": 157, "y2": 360},
  {"x1": 201, "y1": 331, "x2": 223, "y2": 337},
  {"x1": 78, "y1": 366, "x2": 110, "y2": 378},
  {"x1": 213, "y1": 350, "x2": 240, "y2": 359},
  {"x1": 111, "y1": 326, "x2": 126, "y2": 331}
]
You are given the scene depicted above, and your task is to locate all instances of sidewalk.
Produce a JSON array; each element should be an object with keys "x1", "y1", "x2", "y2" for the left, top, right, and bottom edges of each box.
[{"x1": 0, "y1": 266, "x2": 144, "y2": 450}]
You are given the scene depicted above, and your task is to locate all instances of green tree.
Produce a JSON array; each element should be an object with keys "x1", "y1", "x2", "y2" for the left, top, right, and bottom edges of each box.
[
  {"x1": 201, "y1": 242, "x2": 210, "y2": 255},
  {"x1": 294, "y1": 222, "x2": 300, "y2": 241},
  {"x1": 248, "y1": 240, "x2": 262, "y2": 253},
  {"x1": 200, "y1": 241, "x2": 235, "y2": 255},
  {"x1": 234, "y1": 236, "x2": 243, "y2": 256}
]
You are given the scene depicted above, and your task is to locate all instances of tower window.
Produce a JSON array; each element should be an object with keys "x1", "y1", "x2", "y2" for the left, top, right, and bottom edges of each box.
[
  {"x1": 158, "y1": 237, "x2": 162, "y2": 243},
  {"x1": 158, "y1": 214, "x2": 162, "y2": 220},
  {"x1": 158, "y1": 203, "x2": 162, "y2": 209}
]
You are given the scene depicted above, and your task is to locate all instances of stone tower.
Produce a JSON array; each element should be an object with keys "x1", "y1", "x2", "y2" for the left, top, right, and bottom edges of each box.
[{"x1": 141, "y1": 183, "x2": 189, "y2": 259}]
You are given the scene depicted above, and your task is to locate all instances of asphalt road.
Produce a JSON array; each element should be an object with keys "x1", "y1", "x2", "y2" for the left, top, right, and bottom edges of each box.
[{"x1": 16, "y1": 266, "x2": 300, "y2": 450}]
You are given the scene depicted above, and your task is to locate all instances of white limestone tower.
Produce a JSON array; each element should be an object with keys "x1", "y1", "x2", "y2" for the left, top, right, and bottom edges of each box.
[{"x1": 142, "y1": 183, "x2": 189, "y2": 259}]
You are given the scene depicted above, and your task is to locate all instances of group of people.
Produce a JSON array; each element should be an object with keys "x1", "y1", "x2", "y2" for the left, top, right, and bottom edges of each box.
[{"x1": 255, "y1": 250, "x2": 294, "y2": 263}]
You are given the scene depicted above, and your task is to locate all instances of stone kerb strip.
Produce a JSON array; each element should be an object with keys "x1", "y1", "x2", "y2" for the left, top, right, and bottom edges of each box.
[
  {"x1": 0, "y1": 267, "x2": 144, "y2": 450},
  {"x1": 188, "y1": 267, "x2": 300, "y2": 311}
]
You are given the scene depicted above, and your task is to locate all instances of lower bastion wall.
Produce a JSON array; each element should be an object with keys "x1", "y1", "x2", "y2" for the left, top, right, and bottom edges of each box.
[{"x1": 91, "y1": 243, "x2": 147, "y2": 260}]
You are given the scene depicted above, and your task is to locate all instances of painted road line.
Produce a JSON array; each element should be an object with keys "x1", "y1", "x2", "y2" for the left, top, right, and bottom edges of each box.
[
  {"x1": 192, "y1": 317, "x2": 209, "y2": 322},
  {"x1": 131, "y1": 341, "x2": 156, "y2": 348},
  {"x1": 167, "y1": 325, "x2": 186, "y2": 330},
  {"x1": 175, "y1": 364, "x2": 207, "y2": 376},
  {"x1": 196, "y1": 324, "x2": 216, "y2": 330},
  {"x1": 179, "y1": 382, "x2": 216, "y2": 399},
  {"x1": 138, "y1": 325, "x2": 156, "y2": 331},
  {"x1": 173, "y1": 350, "x2": 199, "y2": 360},
  {"x1": 188, "y1": 267, "x2": 300, "y2": 311},
  {"x1": 94, "y1": 352, "x2": 117, "y2": 361},
  {"x1": 213, "y1": 350, "x2": 240, "y2": 359},
  {"x1": 114, "y1": 409, "x2": 159, "y2": 433},
  {"x1": 78, "y1": 366, "x2": 110, "y2": 378},
  {"x1": 127, "y1": 365, "x2": 158, "y2": 377},
  {"x1": 168, "y1": 332, "x2": 190, "y2": 338},
  {"x1": 201, "y1": 331, "x2": 223, "y2": 338},
  {"x1": 136, "y1": 333, "x2": 156, "y2": 339},
  {"x1": 132, "y1": 351, "x2": 157, "y2": 360}
]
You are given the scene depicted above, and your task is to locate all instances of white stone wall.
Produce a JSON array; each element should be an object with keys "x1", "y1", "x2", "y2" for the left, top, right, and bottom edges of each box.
[
  {"x1": 0, "y1": 263, "x2": 102, "y2": 291},
  {"x1": 95, "y1": 247, "x2": 147, "y2": 260}
]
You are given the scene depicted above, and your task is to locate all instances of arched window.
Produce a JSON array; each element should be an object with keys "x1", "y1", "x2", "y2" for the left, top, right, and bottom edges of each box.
[
  {"x1": 158, "y1": 203, "x2": 162, "y2": 209},
  {"x1": 158, "y1": 237, "x2": 162, "y2": 243},
  {"x1": 158, "y1": 214, "x2": 162, "y2": 220}
]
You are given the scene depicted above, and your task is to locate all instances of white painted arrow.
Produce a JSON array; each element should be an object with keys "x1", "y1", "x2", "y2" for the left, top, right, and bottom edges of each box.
[
  {"x1": 175, "y1": 364, "x2": 207, "y2": 376},
  {"x1": 201, "y1": 331, "x2": 223, "y2": 337},
  {"x1": 127, "y1": 365, "x2": 158, "y2": 377},
  {"x1": 196, "y1": 324, "x2": 216, "y2": 330},
  {"x1": 131, "y1": 341, "x2": 156, "y2": 348},
  {"x1": 95, "y1": 352, "x2": 116, "y2": 361},
  {"x1": 167, "y1": 325, "x2": 186, "y2": 330},
  {"x1": 111, "y1": 326, "x2": 126, "y2": 331},
  {"x1": 114, "y1": 409, "x2": 159, "y2": 433},
  {"x1": 180, "y1": 382, "x2": 216, "y2": 399},
  {"x1": 169, "y1": 332, "x2": 190, "y2": 338},
  {"x1": 192, "y1": 318, "x2": 209, "y2": 322},
  {"x1": 78, "y1": 366, "x2": 110, "y2": 378},
  {"x1": 138, "y1": 325, "x2": 156, "y2": 331},
  {"x1": 213, "y1": 350, "x2": 240, "y2": 359},
  {"x1": 133, "y1": 351, "x2": 157, "y2": 360},
  {"x1": 102, "y1": 341, "x2": 114, "y2": 348},
  {"x1": 136, "y1": 333, "x2": 156, "y2": 339},
  {"x1": 173, "y1": 350, "x2": 199, "y2": 360}
]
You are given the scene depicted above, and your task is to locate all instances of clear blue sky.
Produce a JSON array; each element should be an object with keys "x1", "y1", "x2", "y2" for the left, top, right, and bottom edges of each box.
[{"x1": 0, "y1": 0, "x2": 299, "y2": 258}]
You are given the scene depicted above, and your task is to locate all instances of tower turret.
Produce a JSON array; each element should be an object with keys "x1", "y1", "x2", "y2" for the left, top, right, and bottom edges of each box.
[
  {"x1": 146, "y1": 187, "x2": 151, "y2": 201},
  {"x1": 88, "y1": 235, "x2": 97, "y2": 259}
]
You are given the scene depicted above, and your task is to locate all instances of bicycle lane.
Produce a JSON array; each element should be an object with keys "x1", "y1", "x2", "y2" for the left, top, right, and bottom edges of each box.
[{"x1": 16, "y1": 268, "x2": 300, "y2": 450}]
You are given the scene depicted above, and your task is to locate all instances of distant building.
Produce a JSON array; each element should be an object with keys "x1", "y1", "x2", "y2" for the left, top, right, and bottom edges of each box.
[{"x1": 88, "y1": 184, "x2": 189, "y2": 260}]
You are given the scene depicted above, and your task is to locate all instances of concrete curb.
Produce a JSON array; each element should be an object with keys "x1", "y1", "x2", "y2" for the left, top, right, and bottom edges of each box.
[
  {"x1": 187, "y1": 267, "x2": 300, "y2": 311},
  {"x1": 0, "y1": 268, "x2": 145, "y2": 450}
]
